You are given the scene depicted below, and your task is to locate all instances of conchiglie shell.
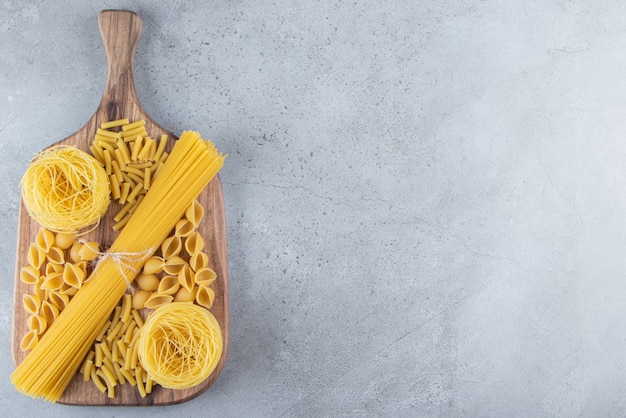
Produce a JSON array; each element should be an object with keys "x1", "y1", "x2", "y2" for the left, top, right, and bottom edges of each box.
[
  {"x1": 143, "y1": 256, "x2": 164, "y2": 275},
  {"x1": 161, "y1": 235, "x2": 182, "y2": 260},
  {"x1": 20, "y1": 266, "x2": 40, "y2": 285},
  {"x1": 22, "y1": 294, "x2": 41, "y2": 315},
  {"x1": 27, "y1": 244, "x2": 46, "y2": 269},
  {"x1": 41, "y1": 272, "x2": 64, "y2": 291},
  {"x1": 33, "y1": 277, "x2": 46, "y2": 301},
  {"x1": 78, "y1": 241, "x2": 100, "y2": 261},
  {"x1": 59, "y1": 282, "x2": 78, "y2": 296},
  {"x1": 69, "y1": 241, "x2": 82, "y2": 263},
  {"x1": 196, "y1": 285, "x2": 215, "y2": 309},
  {"x1": 35, "y1": 229, "x2": 55, "y2": 252},
  {"x1": 135, "y1": 274, "x2": 159, "y2": 291},
  {"x1": 174, "y1": 286, "x2": 198, "y2": 303},
  {"x1": 157, "y1": 275, "x2": 180, "y2": 295},
  {"x1": 48, "y1": 291, "x2": 69, "y2": 310},
  {"x1": 162, "y1": 256, "x2": 186, "y2": 275},
  {"x1": 144, "y1": 293, "x2": 173, "y2": 310},
  {"x1": 40, "y1": 300, "x2": 60, "y2": 325},
  {"x1": 184, "y1": 232, "x2": 205, "y2": 256},
  {"x1": 132, "y1": 290, "x2": 152, "y2": 310},
  {"x1": 54, "y1": 231, "x2": 77, "y2": 250},
  {"x1": 177, "y1": 264, "x2": 195, "y2": 293},
  {"x1": 63, "y1": 262, "x2": 85, "y2": 289},
  {"x1": 45, "y1": 262, "x2": 64, "y2": 275},
  {"x1": 27, "y1": 314, "x2": 48, "y2": 335},
  {"x1": 20, "y1": 329, "x2": 38, "y2": 351},
  {"x1": 46, "y1": 246, "x2": 65, "y2": 265},
  {"x1": 189, "y1": 252, "x2": 209, "y2": 272},
  {"x1": 174, "y1": 218, "x2": 195, "y2": 238},
  {"x1": 195, "y1": 267, "x2": 217, "y2": 287},
  {"x1": 185, "y1": 199, "x2": 204, "y2": 227}
]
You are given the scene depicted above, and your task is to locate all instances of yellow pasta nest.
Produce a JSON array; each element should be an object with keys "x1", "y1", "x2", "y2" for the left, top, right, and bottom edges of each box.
[
  {"x1": 20, "y1": 146, "x2": 110, "y2": 233},
  {"x1": 137, "y1": 302, "x2": 222, "y2": 389}
]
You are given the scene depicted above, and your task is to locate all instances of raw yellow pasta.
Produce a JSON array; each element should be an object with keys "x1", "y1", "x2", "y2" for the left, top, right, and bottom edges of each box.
[
  {"x1": 46, "y1": 247, "x2": 65, "y2": 265},
  {"x1": 20, "y1": 330, "x2": 39, "y2": 351},
  {"x1": 161, "y1": 236, "x2": 182, "y2": 260},
  {"x1": 177, "y1": 265, "x2": 194, "y2": 293},
  {"x1": 184, "y1": 232, "x2": 204, "y2": 256},
  {"x1": 13, "y1": 130, "x2": 224, "y2": 402},
  {"x1": 20, "y1": 146, "x2": 110, "y2": 233},
  {"x1": 20, "y1": 266, "x2": 40, "y2": 285},
  {"x1": 174, "y1": 219, "x2": 195, "y2": 237},
  {"x1": 132, "y1": 290, "x2": 151, "y2": 310},
  {"x1": 195, "y1": 267, "x2": 217, "y2": 287},
  {"x1": 22, "y1": 294, "x2": 40, "y2": 315},
  {"x1": 143, "y1": 257, "x2": 164, "y2": 275},
  {"x1": 196, "y1": 285, "x2": 215, "y2": 309},
  {"x1": 137, "y1": 303, "x2": 222, "y2": 389},
  {"x1": 135, "y1": 274, "x2": 159, "y2": 291},
  {"x1": 144, "y1": 293, "x2": 174, "y2": 310},
  {"x1": 189, "y1": 252, "x2": 209, "y2": 272},
  {"x1": 185, "y1": 199, "x2": 204, "y2": 227},
  {"x1": 35, "y1": 229, "x2": 55, "y2": 252},
  {"x1": 157, "y1": 276, "x2": 180, "y2": 296},
  {"x1": 54, "y1": 232, "x2": 77, "y2": 250}
]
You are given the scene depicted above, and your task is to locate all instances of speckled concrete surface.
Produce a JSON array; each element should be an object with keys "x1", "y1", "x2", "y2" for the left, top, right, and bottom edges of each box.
[{"x1": 2, "y1": 1, "x2": 626, "y2": 416}]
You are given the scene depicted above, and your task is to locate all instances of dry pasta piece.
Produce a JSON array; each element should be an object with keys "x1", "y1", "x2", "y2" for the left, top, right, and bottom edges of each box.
[
  {"x1": 69, "y1": 241, "x2": 82, "y2": 263},
  {"x1": 22, "y1": 294, "x2": 41, "y2": 315},
  {"x1": 45, "y1": 262, "x2": 64, "y2": 275},
  {"x1": 196, "y1": 285, "x2": 216, "y2": 309},
  {"x1": 78, "y1": 241, "x2": 100, "y2": 261},
  {"x1": 54, "y1": 232, "x2": 77, "y2": 250},
  {"x1": 20, "y1": 330, "x2": 39, "y2": 351},
  {"x1": 40, "y1": 301, "x2": 59, "y2": 326},
  {"x1": 27, "y1": 314, "x2": 47, "y2": 335},
  {"x1": 48, "y1": 291, "x2": 69, "y2": 311},
  {"x1": 27, "y1": 244, "x2": 45, "y2": 269},
  {"x1": 45, "y1": 247, "x2": 65, "y2": 265},
  {"x1": 195, "y1": 267, "x2": 217, "y2": 287},
  {"x1": 174, "y1": 219, "x2": 195, "y2": 238},
  {"x1": 174, "y1": 286, "x2": 197, "y2": 303},
  {"x1": 177, "y1": 265, "x2": 195, "y2": 293},
  {"x1": 184, "y1": 232, "x2": 204, "y2": 256},
  {"x1": 162, "y1": 256, "x2": 187, "y2": 275},
  {"x1": 135, "y1": 274, "x2": 159, "y2": 291},
  {"x1": 189, "y1": 252, "x2": 209, "y2": 272},
  {"x1": 91, "y1": 369, "x2": 107, "y2": 393},
  {"x1": 35, "y1": 229, "x2": 55, "y2": 252},
  {"x1": 185, "y1": 199, "x2": 204, "y2": 227},
  {"x1": 132, "y1": 290, "x2": 151, "y2": 310},
  {"x1": 144, "y1": 293, "x2": 174, "y2": 310},
  {"x1": 161, "y1": 236, "x2": 182, "y2": 260},
  {"x1": 63, "y1": 263, "x2": 85, "y2": 289},
  {"x1": 143, "y1": 257, "x2": 164, "y2": 275},
  {"x1": 33, "y1": 277, "x2": 46, "y2": 301},
  {"x1": 157, "y1": 275, "x2": 180, "y2": 295},
  {"x1": 20, "y1": 266, "x2": 40, "y2": 285},
  {"x1": 101, "y1": 118, "x2": 129, "y2": 129},
  {"x1": 41, "y1": 272, "x2": 64, "y2": 291}
]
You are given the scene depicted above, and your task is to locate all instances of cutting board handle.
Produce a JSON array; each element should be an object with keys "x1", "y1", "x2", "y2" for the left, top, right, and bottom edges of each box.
[{"x1": 97, "y1": 10, "x2": 143, "y2": 120}]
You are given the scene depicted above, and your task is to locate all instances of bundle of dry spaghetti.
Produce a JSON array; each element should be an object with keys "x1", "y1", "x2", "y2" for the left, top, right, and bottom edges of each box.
[
  {"x1": 138, "y1": 302, "x2": 222, "y2": 389},
  {"x1": 20, "y1": 146, "x2": 110, "y2": 233},
  {"x1": 11, "y1": 131, "x2": 225, "y2": 402}
]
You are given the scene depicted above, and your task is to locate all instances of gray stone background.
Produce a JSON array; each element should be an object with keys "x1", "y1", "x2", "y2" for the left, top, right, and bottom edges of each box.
[{"x1": 1, "y1": 1, "x2": 625, "y2": 416}]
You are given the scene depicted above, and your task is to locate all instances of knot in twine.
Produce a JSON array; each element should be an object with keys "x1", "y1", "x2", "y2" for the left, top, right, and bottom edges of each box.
[{"x1": 79, "y1": 239, "x2": 154, "y2": 288}]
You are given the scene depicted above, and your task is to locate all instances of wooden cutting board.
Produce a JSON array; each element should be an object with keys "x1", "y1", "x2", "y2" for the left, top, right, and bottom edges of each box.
[{"x1": 11, "y1": 10, "x2": 229, "y2": 405}]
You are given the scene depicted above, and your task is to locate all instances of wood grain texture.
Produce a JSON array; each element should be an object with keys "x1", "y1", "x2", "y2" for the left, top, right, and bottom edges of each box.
[{"x1": 11, "y1": 10, "x2": 229, "y2": 405}]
